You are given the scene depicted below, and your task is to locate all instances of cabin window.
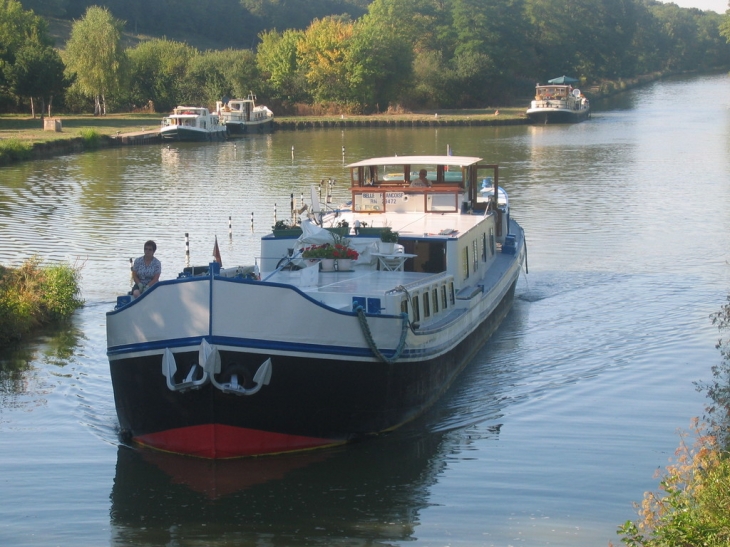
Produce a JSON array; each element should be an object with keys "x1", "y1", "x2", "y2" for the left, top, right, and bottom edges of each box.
[
  {"x1": 449, "y1": 282, "x2": 455, "y2": 305},
  {"x1": 490, "y1": 228, "x2": 495, "y2": 255},
  {"x1": 423, "y1": 293, "x2": 430, "y2": 318},
  {"x1": 463, "y1": 247, "x2": 470, "y2": 279},
  {"x1": 481, "y1": 233, "x2": 487, "y2": 261},
  {"x1": 441, "y1": 285, "x2": 448, "y2": 309},
  {"x1": 411, "y1": 295, "x2": 420, "y2": 322},
  {"x1": 473, "y1": 240, "x2": 479, "y2": 271},
  {"x1": 432, "y1": 288, "x2": 439, "y2": 314}
]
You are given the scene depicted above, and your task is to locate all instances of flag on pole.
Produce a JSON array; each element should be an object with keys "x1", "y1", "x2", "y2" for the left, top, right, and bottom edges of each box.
[{"x1": 213, "y1": 236, "x2": 223, "y2": 267}]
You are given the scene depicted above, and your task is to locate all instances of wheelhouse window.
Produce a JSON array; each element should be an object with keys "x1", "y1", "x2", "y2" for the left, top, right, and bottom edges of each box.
[
  {"x1": 423, "y1": 293, "x2": 430, "y2": 318},
  {"x1": 432, "y1": 288, "x2": 439, "y2": 314},
  {"x1": 463, "y1": 247, "x2": 470, "y2": 279}
]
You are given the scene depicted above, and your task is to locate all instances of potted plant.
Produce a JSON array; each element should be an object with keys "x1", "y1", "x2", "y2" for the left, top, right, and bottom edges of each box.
[
  {"x1": 379, "y1": 227, "x2": 399, "y2": 253},
  {"x1": 301, "y1": 234, "x2": 359, "y2": 271},
  {"x1": 271, "y1": 219, "x2": 302, "y2": 238},
  {"x1": 326, "y1": 219, "x2": 349, "y2": 237}
]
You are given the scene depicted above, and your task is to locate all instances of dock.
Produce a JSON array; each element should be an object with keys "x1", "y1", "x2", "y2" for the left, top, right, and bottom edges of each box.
[{"x1": 111, "y1": 128, "x2": 161, "y2": 145}]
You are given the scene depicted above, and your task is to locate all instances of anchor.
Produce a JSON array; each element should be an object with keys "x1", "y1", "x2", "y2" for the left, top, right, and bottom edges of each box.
[
  {"x1": 162, "y1": 347, "x2": 209, "y2": 392},
  {"x1": 200, "y1": 339, "x2": 273, "y2": 396}
]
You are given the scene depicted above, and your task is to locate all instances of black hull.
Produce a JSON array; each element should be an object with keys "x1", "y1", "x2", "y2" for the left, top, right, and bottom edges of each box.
[
  {"x1": 160, "y1": 128, "x2": 227, "y2": 142},
  {"x1": 225, "y1": 121, "x2": 273, "y2": 135},
  {"x1": 110, "y1": 280, "x2": 518, "y2": 458},
  {"x1": 526, "y1": 109, "x2": 590, "y2": 124}
]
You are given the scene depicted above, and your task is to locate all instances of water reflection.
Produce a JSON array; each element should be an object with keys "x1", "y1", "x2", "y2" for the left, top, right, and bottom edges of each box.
[
  {"x1": 0, "y1": 319, "x2": 82, "y2": 402},
  {"x1": 110, "y1": 426, "x2": 497, "y2": 547}
]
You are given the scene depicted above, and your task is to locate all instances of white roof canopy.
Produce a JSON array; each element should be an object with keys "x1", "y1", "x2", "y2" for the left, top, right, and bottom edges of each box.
[{"x1": 347, "y1": 155, "x2": 483, "y2": 168}]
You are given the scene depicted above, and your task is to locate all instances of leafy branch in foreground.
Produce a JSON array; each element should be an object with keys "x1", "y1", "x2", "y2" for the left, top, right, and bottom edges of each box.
[
  {"x1": 614, "y1": 296, "x2": 730, "y2": 546},
  {"x1": 616, "y1": 419, "x2": 730, "y2": 547}
]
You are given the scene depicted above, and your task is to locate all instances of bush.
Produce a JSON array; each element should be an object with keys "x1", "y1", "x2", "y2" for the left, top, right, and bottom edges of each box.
[
  {"x1": 617, "y1": 421, "x2": 730, "y2": 547},
  {"x1": 0, "y1": 138, "x2": 33, "y2": 166},
  {"x1": 0, "y1": 258, "x2": 84, "y2": 347},
  {"x1": 79, "y1": 128, "x2": 101, "y2": 149}
]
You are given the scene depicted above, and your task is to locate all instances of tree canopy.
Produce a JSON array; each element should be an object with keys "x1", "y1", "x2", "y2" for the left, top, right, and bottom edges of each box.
[
  {"x1": 63, "y1": 6, "x2": 126, "y2": 115},
  {"x1": 2, "y1": 0, "x2": 730, "y2": 114}
]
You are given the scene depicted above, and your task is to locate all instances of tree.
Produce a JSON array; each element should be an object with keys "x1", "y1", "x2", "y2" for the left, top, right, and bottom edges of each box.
[
  {"x1": 296, "y1": 16, "x2": 355, "y2": 105},
  {"x1": 63, "y1": 6, "x2": 126, "y2": 115},
  {"x1": 256, "y1": 28, "x2": 307, "y2": 102},
  {"x1": 127, "y1": 38, "x2": 197, "y2": 112},
  {"x1": 7, "y1": 42, "x2": 69, "y2": 119},
  {"x1": 0, "y1": 0, "x2": 53, "y2": 107}
]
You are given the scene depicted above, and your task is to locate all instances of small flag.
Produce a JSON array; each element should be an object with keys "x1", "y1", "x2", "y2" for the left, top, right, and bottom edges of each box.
[{"x1": 213, "y1": 236, "x2": 223, "y2": 267}]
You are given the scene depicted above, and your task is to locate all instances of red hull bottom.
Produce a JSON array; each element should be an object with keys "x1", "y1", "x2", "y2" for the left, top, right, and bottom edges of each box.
[{"x1": 134, "y1": 424, "x2": 338, "y2": 458}]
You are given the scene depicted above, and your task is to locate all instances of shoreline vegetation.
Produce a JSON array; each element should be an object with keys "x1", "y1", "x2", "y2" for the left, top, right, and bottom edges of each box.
[
  {"x1": 0, "y1": 71, "x2": 679, "y2": 167},
  {"x1": 0, "y1": 258, "x2": 84, "y2": 348}
]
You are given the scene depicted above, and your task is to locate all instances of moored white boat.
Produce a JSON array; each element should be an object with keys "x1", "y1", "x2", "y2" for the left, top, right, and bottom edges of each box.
[
  {"x1": 526, "y1": 76, "x2": 590, "y2": 124},
  {"x1": 106, "y1": 155, "x2": 526, "y2": 458},
  {"x1": 216, "y1": 93, "x2": 274, "y2": 134},
  {"x1": 160, "y1": 106, "x2": 227, "y2": 142}
]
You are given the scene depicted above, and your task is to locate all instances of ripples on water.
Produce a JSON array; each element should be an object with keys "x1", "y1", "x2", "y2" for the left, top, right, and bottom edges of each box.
[{"x1": 1, "y1": 74, "x2": 730, "y2": 547}]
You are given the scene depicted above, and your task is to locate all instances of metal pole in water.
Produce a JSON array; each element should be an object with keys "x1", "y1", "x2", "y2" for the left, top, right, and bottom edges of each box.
[
  {"x1": 290, "y1": 193, "x2": 294, "y2": 222},
  {"x1": 228, "y1": 216, "x2": 232, "y2": 240},
  {"x1": 291, "y1": 146, "x2": 294, "y2": 160},
  {"x1": 274, "y1": 203, "x2": 277, "y2": 223},
  {"x1": 251, "y1": 211, "x2": 254, "y2": 232}
]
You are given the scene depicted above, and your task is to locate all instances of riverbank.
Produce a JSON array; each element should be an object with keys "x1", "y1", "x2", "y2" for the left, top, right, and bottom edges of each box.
[
  {"x1": 0, "y1": 107, "x2": 528, "y2": 165},
  {"x1": 0, "y1": 69, "x2": 699, "y2": 166}
]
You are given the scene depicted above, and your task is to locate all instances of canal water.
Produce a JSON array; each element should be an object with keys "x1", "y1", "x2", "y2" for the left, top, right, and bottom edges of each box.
[{"x1": 1, "y1": 73, "x2": 729, "y2": 547}]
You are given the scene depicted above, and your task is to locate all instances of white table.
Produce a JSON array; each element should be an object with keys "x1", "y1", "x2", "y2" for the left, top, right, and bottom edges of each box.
[{"x1": 372, "y1": 252, "x2": 417, "y2": 271}]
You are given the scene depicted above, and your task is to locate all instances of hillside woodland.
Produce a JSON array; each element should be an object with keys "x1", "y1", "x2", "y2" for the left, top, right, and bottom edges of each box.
[{"x1": 1, "y1": 0, "x2": 730, "y2": 116}]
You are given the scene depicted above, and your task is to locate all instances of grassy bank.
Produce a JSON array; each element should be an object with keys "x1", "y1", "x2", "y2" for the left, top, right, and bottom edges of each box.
[
  {"x1": 0, "y1": 258, "x2": 84, "y2": 347},
  {"x1": 0, "y1": 108, "x2": 527, "y2": 165}
]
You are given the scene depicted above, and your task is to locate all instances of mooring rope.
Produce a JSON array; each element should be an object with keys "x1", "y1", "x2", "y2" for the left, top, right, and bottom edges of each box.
[{"x1": 355, "y1": 306, "x2": 409, "y2": 364}]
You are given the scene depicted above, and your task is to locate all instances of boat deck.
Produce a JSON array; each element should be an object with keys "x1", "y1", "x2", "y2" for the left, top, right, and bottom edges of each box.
[{"x1": 268, "y1": 268, "x2": 437, "y2": 311}]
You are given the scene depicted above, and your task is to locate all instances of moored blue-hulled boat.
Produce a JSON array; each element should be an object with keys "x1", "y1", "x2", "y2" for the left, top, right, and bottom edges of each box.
[{"x1": 160, "y1": 106, "x2": 227, "y2": 142}]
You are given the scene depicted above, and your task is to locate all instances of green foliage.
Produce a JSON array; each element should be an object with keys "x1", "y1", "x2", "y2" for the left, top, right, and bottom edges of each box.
[
  {"x1": 0, "y1": 258, "x2": 83, "y2": 347},
  {"x1": 125, "y1": 38, "x2": 198, "y2": 112},
  {"x1": 63, "y1": 6, "x2": 127, "y2": 115},
  {"x1": 703, "y1": 294, "x2": 730, "y2": 447},
  {"x1": 4, "y1": 0, "x2": 730, "y2": 114},
  {"x1": 79, "y1": 128, "x2": 100, "y2": 148},
  {"x1": 617, "y1": 421, "x2": 730, "y2": 547},
  {"x1": 380, "y1": 227, "x2": 399, "y2": 242},
  {"x1": 6, "y1": 42, "x2": 69, "y2": 115},
  {"x1": 0, "y1": 138, "x2": 32, "y2": 165}
]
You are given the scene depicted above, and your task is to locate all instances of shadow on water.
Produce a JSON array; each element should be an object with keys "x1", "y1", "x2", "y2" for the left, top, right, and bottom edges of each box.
[{"x1": 109, "y1": 424, "x2": 502, "y2": 547}]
